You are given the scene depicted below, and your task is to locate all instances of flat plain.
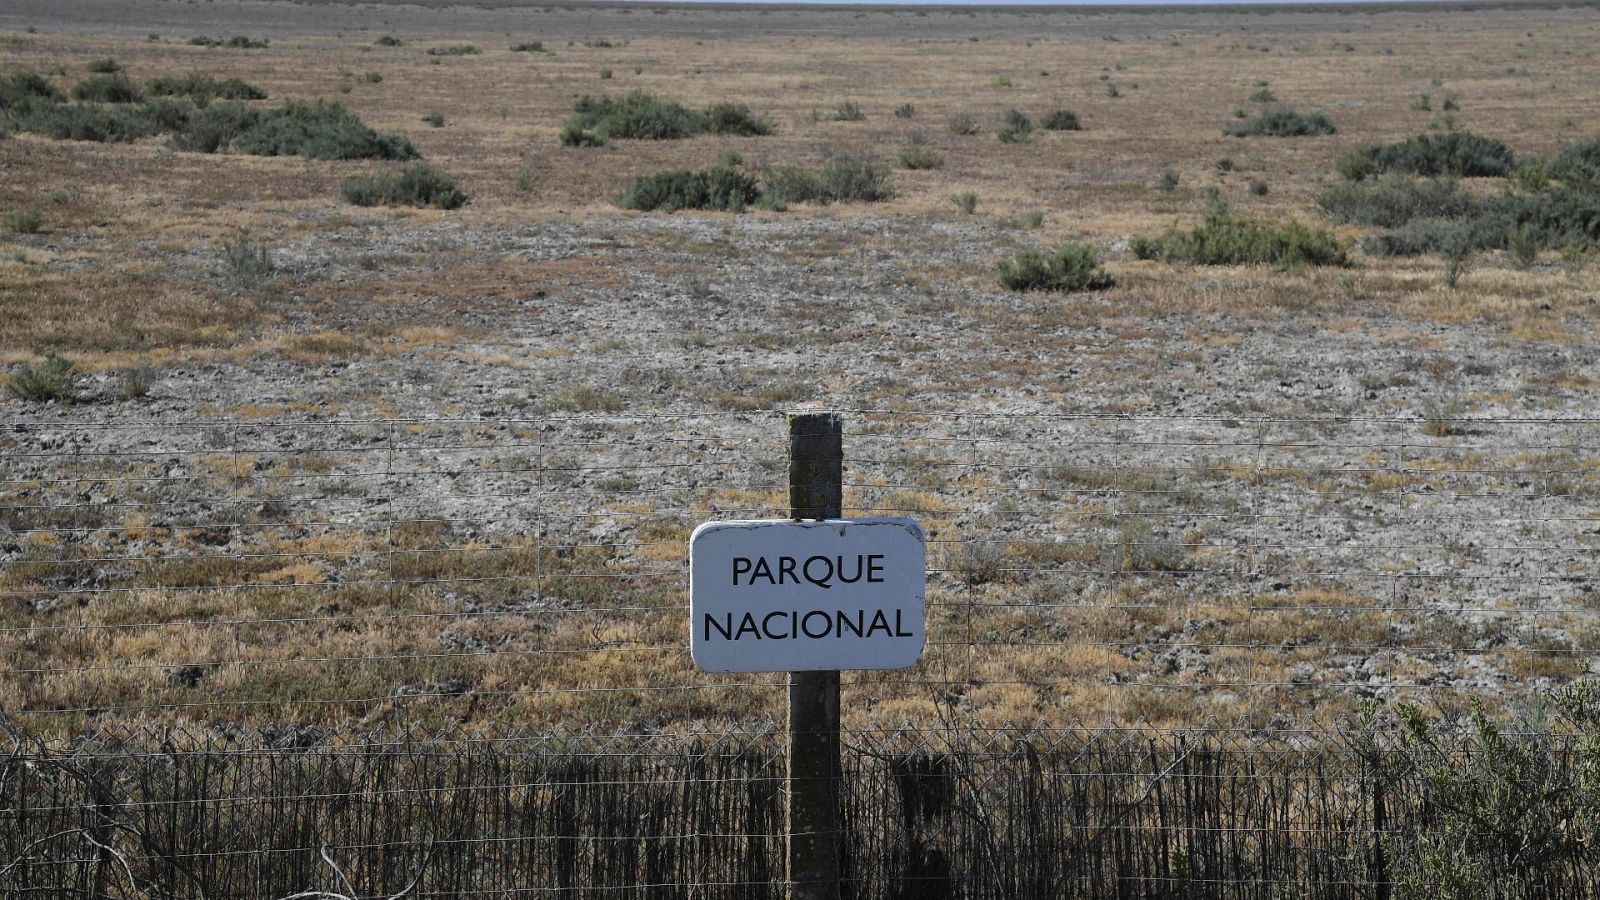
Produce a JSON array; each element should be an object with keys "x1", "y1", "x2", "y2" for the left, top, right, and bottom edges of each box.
[{"x1": 3, "y1": 0, "x2": 1600, "y2": 740}]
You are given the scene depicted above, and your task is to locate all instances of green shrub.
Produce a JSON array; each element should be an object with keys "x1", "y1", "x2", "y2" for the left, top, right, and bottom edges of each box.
[
  {"x1": 1132, "y1": 207, "x2": 1347, "y2": 267},
  {"x1": 0, "y1": 72, "x2": 62, "y2": 111},
  {"x1": 86, "y1": 58, "x2": 122, "y2": 74},
  {"x1": 6, "y1": 354, "x2": 78, "y2": 403},
  {"x1": 558, "y1": 122, "x2": 603, "y2": 147},
  {"x1": 1158, "y1": 169, "x2": 1179, "y2": 192},
  {"x1": 1040, "y1": 110, "x2": 1080, "y2": 131},
  {"x1": 15, "y1": 102, "x2": 164, "y2": 143},
  {"x1": 5, "y1": 208, "x2": 43, "y2": 234},
  {"x1": 340, "y1": 163, "x2": 469, "y2": 209},
  {"x1": 422, "y1": 113, "x2": 444, "y2": 128},
  {"x1": 1249, "y1": 179, "x2": 1270, "y2": 196},
  {"x1": 426, "y1": 45, "x2": 479, "y2": 56},
  {"x1": 1340, "y1": 130, "x2": 1515, "y2": 179},
  {"x1": 1224, "y1": 108, "x2": 1336, "y2": 137},
  {"x1": 997, "y1": 243, "x2": 1114, "y2": 293},
  {"x1": 510, "y1": 41, "x2": 544, "y2": 52},
  {"x1": 1365, "y1": 217, "x2": 1471, "y2": 257},
  {"x1": 1248, "y1": 87, "x2": 1277, "y2": 103},
  {"x1": 225, "y1": 100, "x2": 419, "y2": 160},
  {"x1": 375, "y1": 36, "x2": 404, "y2": 47},
  {"x1": 998, "y1": 109, "x2": 1032, "y2": 143},
  {"x1": 145, "y1": 74, "x2": 266, "y2": 102},
  {"x1": 1544, "y1": 136, "x2": 1600, "y2": 188},
  {"x1": 568, "y1": 92, "x2": 707, "y2": 140},
  {"x1": 894, "y1": 103, "x2": 915, "y2": 119},
  {"x1": 897, "y1": 143, "x2": 943, "y2": 170},
  {"x1": 71, "y1": 73, "x2": 143, "y2": 103},
  {"x1": 951, "y1": 191, "x2": 978, "y2": 214},
  {"x1": 703, "y1": 102, "x2": 772, "y2": 136},
  {"x1": 815, "y1": 158, "x2": 893, "y2": 203},
  {"x1": 169, "y1": 100, "x2": 257, "y2": 152},
  {"x1": 616, "y1": 166, "x2": 759, "y2": 213},
  {"x1": 1316, "y1": 176, "x2": 1481, "y2": 228},
  {"x1": 948, "y1": 114, "x2": 979, "y2": 136}
]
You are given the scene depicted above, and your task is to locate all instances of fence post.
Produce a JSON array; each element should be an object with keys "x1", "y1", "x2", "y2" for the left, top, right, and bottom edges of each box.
[{"x1": 788, "y1": 412, "x2": 843, "y2": 900}]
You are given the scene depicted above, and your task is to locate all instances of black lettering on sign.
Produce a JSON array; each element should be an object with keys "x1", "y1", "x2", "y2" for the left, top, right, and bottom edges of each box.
[{"x1": 729, "y1": 554, "x2": 892, "y2": 589}]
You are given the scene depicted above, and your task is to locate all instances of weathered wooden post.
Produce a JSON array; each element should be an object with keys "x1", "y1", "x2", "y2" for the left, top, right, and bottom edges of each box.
[{"x1": 787, "y1": 413, "x2": 843, "y2": 900}]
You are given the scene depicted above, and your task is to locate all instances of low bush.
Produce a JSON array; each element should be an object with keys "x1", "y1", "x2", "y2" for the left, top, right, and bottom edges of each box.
[
  {"x1": 5, "y1": 208, "x2": 43, "y2": 234},
  {"x1": 997, "y1": 243, "x2": 1114, "y2": 292},
  {"x1": 86, "y1": 58, "x2": 123, "y2": 74},
  {"x1": 1339, "y1": 130, "x2": 1515, "y2": 179},
  {"x1": 1316, "y1": 176, "x2": 1481, "y2": 228},
  {"x1": 6, "y1": 354, "x2": 78, "y2": 403},
  {"x1": 193, "y1": 99, "x2": 418, "y2": 160},
  {"x1": 558, "y1": 122, "x2": 603, "y2": 147},
  {"x1": 998, "y1": 109, "x2": 1032, "y2": 143},
  {"x1": 567, "y1": 92, "x2": 769, "y2": 141},
  {"x1": 426, "y1": 45, "x2": 479, "y2": 56},
  {"x1": 145, "y1": 74, "x2": 266, "y2": 102},
  {"x1": 14, "y1": 102, "x2": 166, "y2": 143},
  {"x1": 189, "y1": 36, "x2": 269, "y2": 49},
  {"x1": 897, "y1": 143, "x2": 943, "y2": 170},
  {"x1": 219, "y1": 230, "x2": 274, "y2": 288},
  {"x1": 1132, "y1": 207, "x2": 1347, "y2": 267},
  {"x1": 0, "y1": 72, "x2": 62, "y2": 111},
  {"x1": 71, "y1": 74, "x2": 143, "y2": 103},
  {"x1": 1040, "y1": 110, "x2": 1080, "y2": 131},
  {"x1": 948, "y1": 115, "x2": 979, "y2": 136},
  {"x1": 510, "y1": 41, "x2": 544, "y2": 52},
  {"x1": 824, "y1": 101, "x2": 865, "y2": 122},
  {"x1": 422, "y1": 113, "x2": 444, "y2": 128},
  {"x1": 894, "y1": 103, "x2": 915, "y2": 119},
  {"x1": 703, "y1": 102, "x2": 772, "y2": 136},
  {"x1": 1224, "y1": 108, "x2": 1336, "y2": 137},
  {"x1": 375, "y1": 36, "x2": 404, "y2": 47},
  {"x1": 815, "y1": 158, "x2": 893, "y2": 203},
  {"x1": 616, "y1": 166, "x2": 759, "y2": 212},
  {"x1": 951, "y1": 191, "x2": 978, "y2": 214},
  {"x1": 1544, "y1": 136, "x2": 1600, "y2": 188},
  {"x1": 340, "y1": 164, "x2": 469, "y2": 209}
]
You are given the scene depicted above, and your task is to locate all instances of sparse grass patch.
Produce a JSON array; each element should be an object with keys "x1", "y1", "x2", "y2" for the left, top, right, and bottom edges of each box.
[
  {"x1": 822, "y1": 101, "x2": 865, "y2": 122},
  {"x1": 549, "y1": 385, "x2": 625, "y2": 413},
  {"x1": 950, "y1": 191, "x2": 979, "y2": 214},
  {"x1": 997, "y1": 109, "x2": 1032, "y2": 143},
  {"x1": 5, "y1": 354, "x2": 78, "y2": 403},
  {"x1": 340, "y1": 164, "x2": 469, "y2": 210},
  {"x1": 426, "y1": 45, "x2": 480, "y2": 57},
  {"x1": 1224, "y1": 108, "x2": 1336, "y2": 137},
  {"x1": 947, "y1": 114, "x2": 979, "y2": 136},
  {"x1": 188, "y1": 36, "x2": 269, "y2": 49},
  {"x1": 219, "y1": 230, "x2": 274, "y2": 289},
  {"x1": 510, "y1": 41, "x2": 545, "y2": 52},
  {"x1": 897, "y1": 141, "x2": 943, "y2": 170},
  {"x1": 5, "y1": 209, "x2": 43, "y2": 234},
  {"x1": 997, "y1": 243, "x2": 1114, "y2": 293}
]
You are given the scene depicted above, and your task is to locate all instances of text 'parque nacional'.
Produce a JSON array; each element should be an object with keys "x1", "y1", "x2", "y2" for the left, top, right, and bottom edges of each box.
[{"x1": 688, "y1": 518, "x2": 926, "y2": 673}]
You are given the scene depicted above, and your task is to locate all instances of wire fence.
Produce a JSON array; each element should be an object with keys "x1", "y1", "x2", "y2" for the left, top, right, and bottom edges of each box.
[{"x1": 4, "y1": 407, "x2": 1600, "y2": 896}]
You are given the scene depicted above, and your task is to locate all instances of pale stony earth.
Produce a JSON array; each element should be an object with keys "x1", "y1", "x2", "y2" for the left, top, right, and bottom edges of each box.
[{"x1": 6, "y1": 211, "x2": 1600, "y2": 733}]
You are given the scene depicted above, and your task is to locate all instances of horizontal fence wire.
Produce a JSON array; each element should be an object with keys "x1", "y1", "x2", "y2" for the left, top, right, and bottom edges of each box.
[{"x1": 5, "y1": 407, "x2": 1600, "y2": 897}]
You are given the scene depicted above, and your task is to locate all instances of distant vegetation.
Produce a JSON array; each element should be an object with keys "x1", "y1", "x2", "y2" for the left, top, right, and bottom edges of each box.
[
  {"x1": 617, "y1": 159, "x2": 892, "y2": 213},
  {"x1": 188, "y1": 36, "x2": 269, "y2": 49},
  {"x1": 565, "y1": 92, "x2": 772, "y2": 143},
  {"x1": 1225, "y1": 108, "x2": 1336, "y2": 137},
  {"x1": 341, "y1": 164, "x2": 468, "y2": 209},
  {"x1": 146, "y1": 75, "x2": 267, "y2": 102}
]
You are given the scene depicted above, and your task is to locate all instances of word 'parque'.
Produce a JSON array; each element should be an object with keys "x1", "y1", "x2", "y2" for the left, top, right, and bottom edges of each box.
[{"x1": 731, "y1": 554, "x2": 886, "y2": 590}]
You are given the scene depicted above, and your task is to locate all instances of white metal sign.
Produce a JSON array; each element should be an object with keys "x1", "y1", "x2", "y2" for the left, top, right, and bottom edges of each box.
[{"x1": 689, "y1": 518, "x2": 926, "y2": 673}]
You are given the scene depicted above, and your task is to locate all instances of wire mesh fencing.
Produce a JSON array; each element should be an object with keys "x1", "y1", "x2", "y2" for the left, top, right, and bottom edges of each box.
[{"x1": 5, "y1": 408, "x2": 1600, "y2": 896}]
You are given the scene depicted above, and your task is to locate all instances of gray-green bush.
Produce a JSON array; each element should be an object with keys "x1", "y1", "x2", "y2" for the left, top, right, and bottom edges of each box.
[
  {"x1": 340, "y1": 164, "x2": 469, "y2": 210},
  {"x1": 1338, "y1": 130, "x2": 1516, "y2": 179},
  {"x1": 1225, "y1": 108, "x2": 1336, "y2": 137},
  {"x1": 1132, "y1": 207, "x2": 1347, "y2": 267},
  {"x1": 566, "y1": 92, "x2": 770, "y2": 141},
  {"x1": 616, "y1": 166, "x2": 759, "y2": 212},
  {"x1": 997, "y1": 243, "x2": 1114, "y2": 292}
]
